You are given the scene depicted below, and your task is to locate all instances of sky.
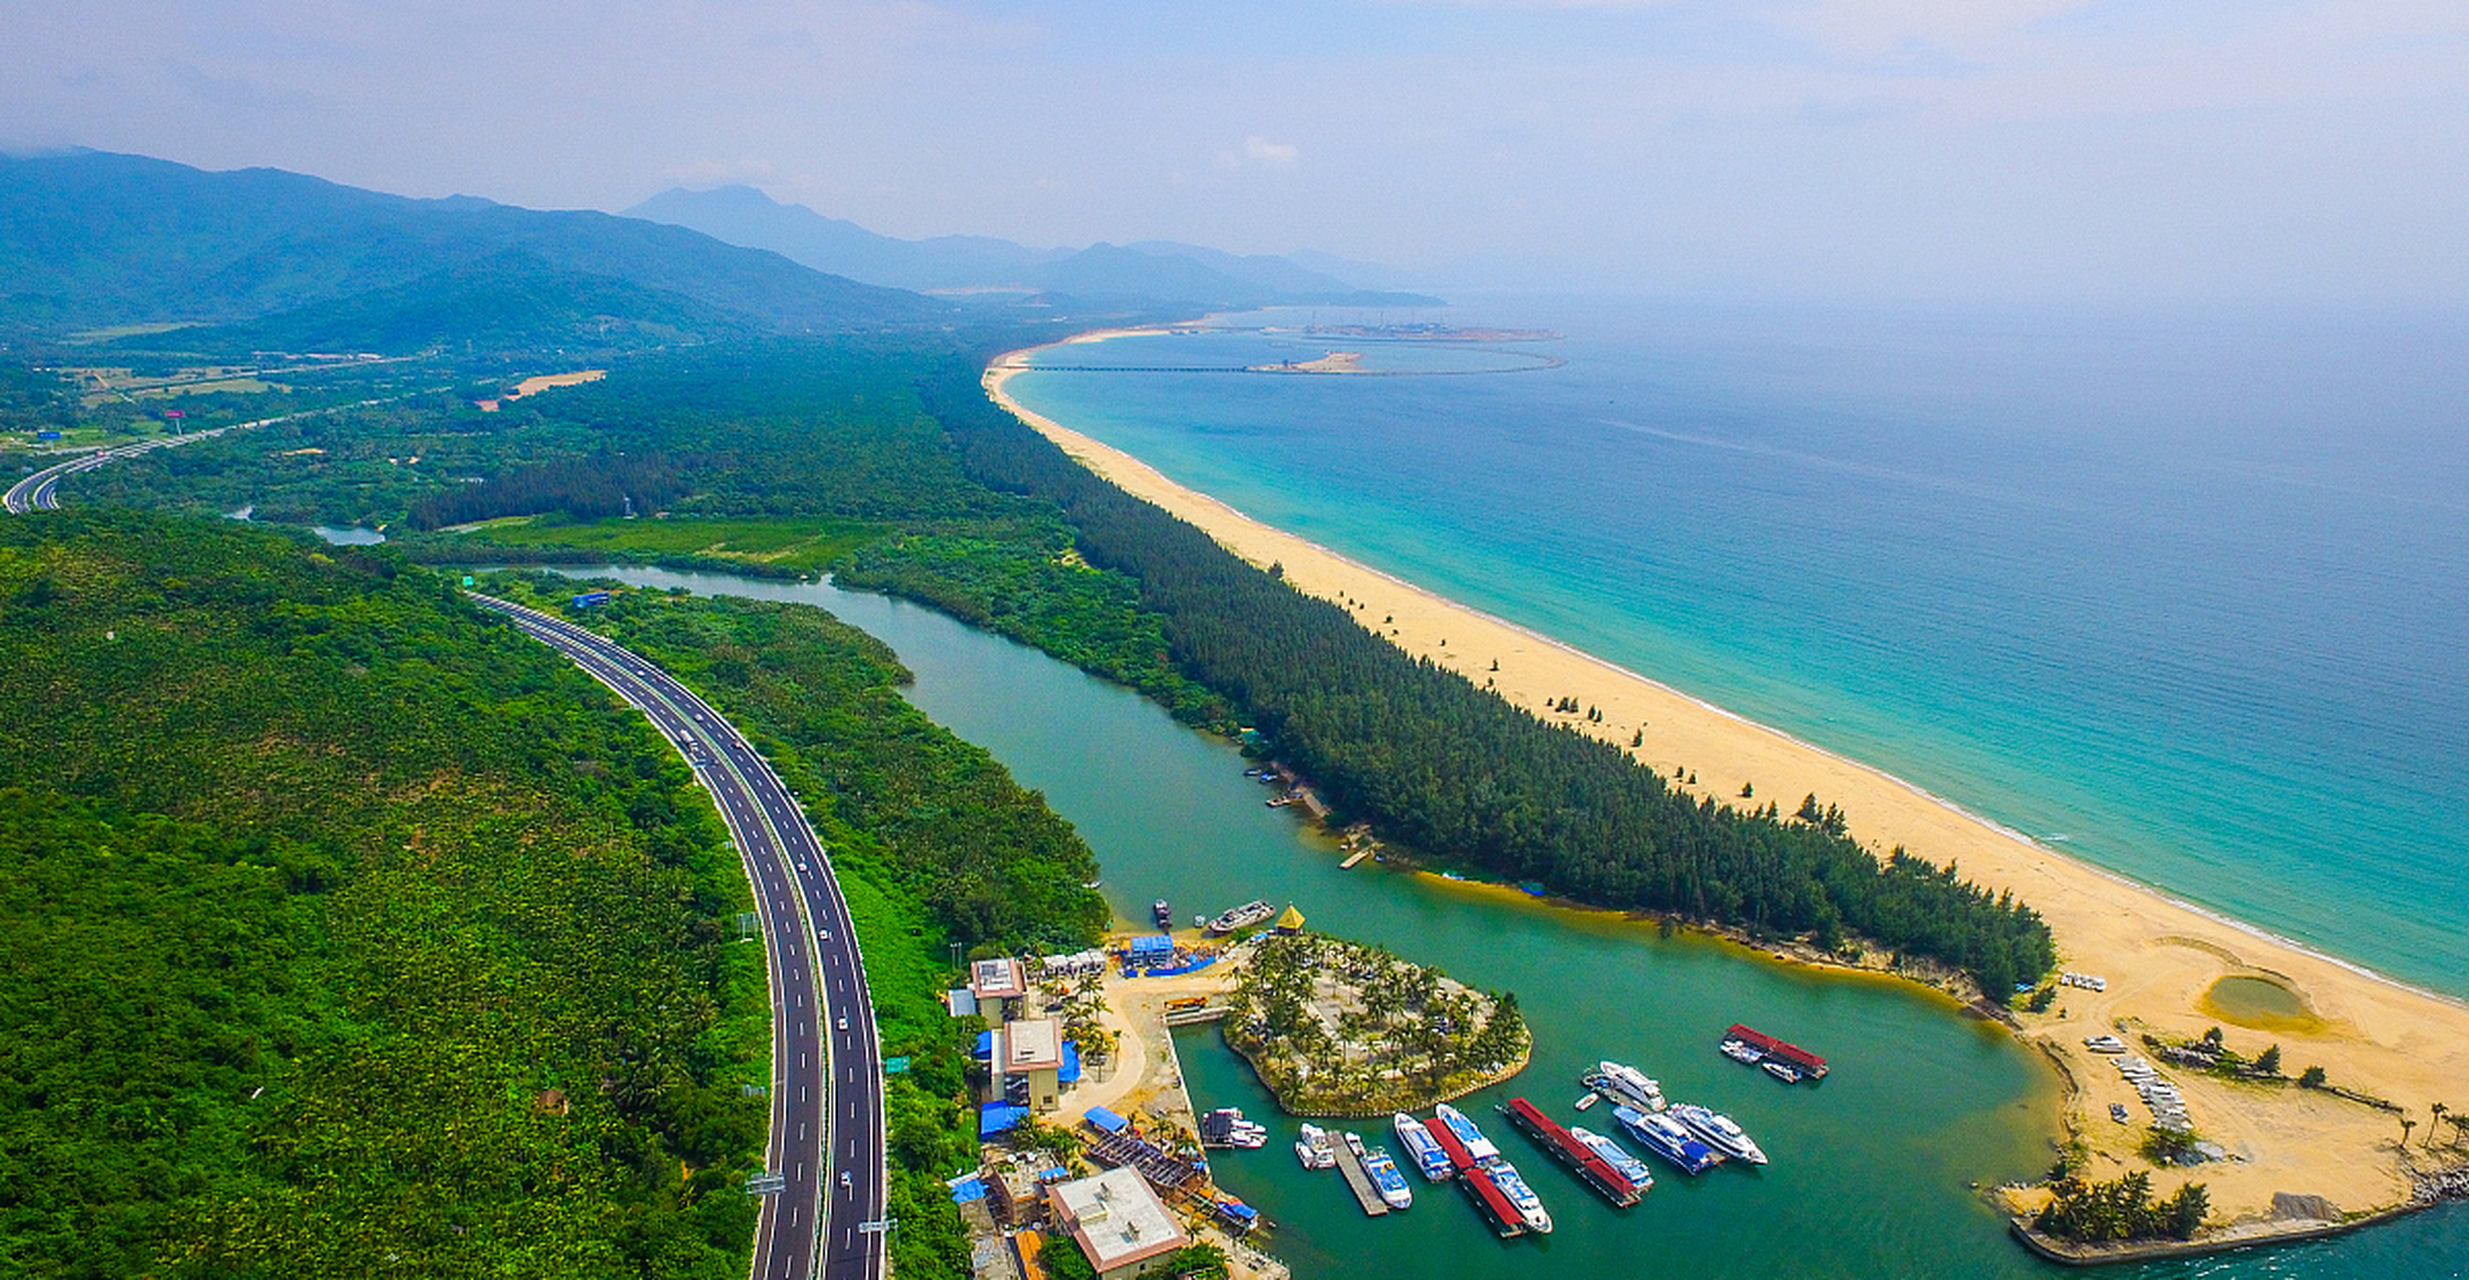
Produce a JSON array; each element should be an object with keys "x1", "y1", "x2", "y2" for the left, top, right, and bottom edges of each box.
[{"x1": 6, "y1": 0, "x2": 2467, "y2": 302}]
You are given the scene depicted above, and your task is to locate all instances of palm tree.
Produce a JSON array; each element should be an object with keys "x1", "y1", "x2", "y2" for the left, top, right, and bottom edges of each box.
[
  {"x1": 2400, "y1": 1115, "x2": 2417, "y2": 1150},
  {"x1": 2432, "y1": 1103, "x2": 2450, "y2": 1148}
]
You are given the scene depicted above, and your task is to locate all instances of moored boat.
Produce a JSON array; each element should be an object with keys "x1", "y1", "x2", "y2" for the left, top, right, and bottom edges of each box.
[
  {"x1": 1434, "y1": 1103, "x2": 1500, "y2": 1163},
  {"x1": 1207, "y1": 899, "x2": 1275, "y2": 935},
  {"x1": 1487, "y1": 1160, "x2": 1554, "y2": 1234},
  {"x1": 1588, "y1": 1059, "x2": 1667, "y2": 1111},
  {"x1": 1569, "y1": 1125, "x2": 1654, "y2": 1190},
  {"x1": 1762, "y1": 1060, "x2": 1802, "y2": 1084},
  {"x1": 1670, "y1": 1103, "x2": 1767, "y2": 1165},
  {"x1": 1296, "y1": 1123, "x2": 1336, "y2": 1170},
  {"x1": 1614, "y1": 1104, "x2": 1721, "y2": 1175},
  {"x1": 1153, "y1": 898, "x2": 1174, "y2": 929},
  {"x1": 1364, "y1": 1146, "x2": 1414, "y2": 1209},
  {"x1": 1394, "y1": 1112, "x2": 1455, "y2": 1180}
]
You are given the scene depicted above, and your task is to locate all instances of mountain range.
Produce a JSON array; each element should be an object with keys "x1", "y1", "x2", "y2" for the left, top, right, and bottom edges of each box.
[
  {"x1": 0, "y1": 151, "x2": 1438, "y2": 357},
  {"x1": 623, "y1": 184, "x2": 1441, "y2": 308}
]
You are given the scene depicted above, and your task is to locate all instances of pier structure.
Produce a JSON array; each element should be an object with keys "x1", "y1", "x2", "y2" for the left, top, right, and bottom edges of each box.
[
  {"x1": 1329, "y1": 1134, "x2": 1391, "y2": 1217},
  {"x1": 1458, "y1": 1166, "x2": 1526, "y2": 1238},
  {"x1": 1500, "y1": 1098, "x2": 1642, "y2": 1207}
]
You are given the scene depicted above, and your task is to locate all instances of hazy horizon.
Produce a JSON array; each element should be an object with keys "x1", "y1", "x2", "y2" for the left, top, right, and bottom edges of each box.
[{"x1": 7, "y1": 1, "x2": 2467, "y2": 306}]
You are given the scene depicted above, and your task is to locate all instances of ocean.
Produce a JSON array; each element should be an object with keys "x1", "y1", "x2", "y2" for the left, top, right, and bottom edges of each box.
[{"x1": 1001, "y1": 296, "x2": 2469, "y2": 998}]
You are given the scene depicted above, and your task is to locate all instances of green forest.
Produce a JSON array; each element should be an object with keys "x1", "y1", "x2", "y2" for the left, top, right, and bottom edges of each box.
[
  {"x1": 25, "y1": 335, "x2": 2056, "y2": 997},
  {"x1": 0, "y1": 512, "x2": 768, "y2": 1278}
]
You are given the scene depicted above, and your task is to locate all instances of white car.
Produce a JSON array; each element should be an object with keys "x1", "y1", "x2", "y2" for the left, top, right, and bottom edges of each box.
[{"x1": 837, "y1": 1015, "x2": 849, "y2": 1031}]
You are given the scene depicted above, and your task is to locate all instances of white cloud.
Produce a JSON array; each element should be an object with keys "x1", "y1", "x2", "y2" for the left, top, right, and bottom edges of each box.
[{"x1": 1243, "y1": 135, "x2": 1300, "y2": 166}]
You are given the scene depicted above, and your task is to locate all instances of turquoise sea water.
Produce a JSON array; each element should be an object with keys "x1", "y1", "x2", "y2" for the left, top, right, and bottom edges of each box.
[{"x1": 1004, "y1": 299, "x2": 2469, "y2": 998}]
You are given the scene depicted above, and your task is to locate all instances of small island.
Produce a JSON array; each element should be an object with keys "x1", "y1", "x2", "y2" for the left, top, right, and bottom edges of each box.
[{"x1": 1222, "y1": 933, "x2": 1529, "y2": 1116}]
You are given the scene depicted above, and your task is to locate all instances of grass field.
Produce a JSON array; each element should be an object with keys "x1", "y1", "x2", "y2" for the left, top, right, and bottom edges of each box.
[{"x1": 458, "y1": 515, "x2": 884, "y2": 571}]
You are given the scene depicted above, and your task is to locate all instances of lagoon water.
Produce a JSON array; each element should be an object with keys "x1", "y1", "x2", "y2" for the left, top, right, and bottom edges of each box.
[
  {"x1": 1003, "y1": 300, "x2": 2469, "y2": 1000},
  {"x1": 547, "y1": 565, "x2": 2469, "y2": 1279}
]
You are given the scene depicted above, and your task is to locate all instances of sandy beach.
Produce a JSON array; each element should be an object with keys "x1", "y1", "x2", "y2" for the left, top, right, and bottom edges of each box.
[{"x1": 986, "y1": 341, "x2": 2469, "y2": 1237}]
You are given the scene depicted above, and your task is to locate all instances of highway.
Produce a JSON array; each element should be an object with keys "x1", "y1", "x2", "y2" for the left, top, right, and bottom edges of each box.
[
  {"x1": 5, "y1": 397, "x2": 891, "y2": 1279},
  {"x1": 470, "y1": 593, "x2": 886, "y2": 1280},
  {"x1": 5, "y1": 395, "x2": 426, "y2": 514}
]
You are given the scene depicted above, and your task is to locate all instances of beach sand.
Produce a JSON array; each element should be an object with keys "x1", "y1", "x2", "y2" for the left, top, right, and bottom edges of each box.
[{"x1": 986, "y1": 345, "x2": 2469, "y2": 1233}]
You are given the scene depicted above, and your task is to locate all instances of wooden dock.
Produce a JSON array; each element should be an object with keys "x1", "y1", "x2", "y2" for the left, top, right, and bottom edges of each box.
[
  {"x1": 1330, "y1": 1135, "x2": 1390, "y2": 1216},
  {"x1": 1339, "y1": 849, "x2": 1371, "y2": 869}
]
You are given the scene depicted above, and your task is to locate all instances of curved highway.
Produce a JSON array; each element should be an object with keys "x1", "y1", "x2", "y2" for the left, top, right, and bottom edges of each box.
[
  {"x1": 470, "y1": 593, "x2": 886, "y2": 1280},
  {"x1": 6, "y1": 396, "x2": 427, "y2": 514}
]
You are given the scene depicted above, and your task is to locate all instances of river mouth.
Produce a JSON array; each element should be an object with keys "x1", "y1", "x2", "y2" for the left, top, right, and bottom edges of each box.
[{"x1": 2198, "y1": 974, "x2": 2325, "y2": 1034}]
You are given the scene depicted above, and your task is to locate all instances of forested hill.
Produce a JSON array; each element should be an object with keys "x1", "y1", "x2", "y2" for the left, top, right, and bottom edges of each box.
[
  {"x1": 0, "y1": 511, "x2": 771, "y2": 1277},
  {"x1": 0, "y1": 150, "x2": 945, "y2": 340}
]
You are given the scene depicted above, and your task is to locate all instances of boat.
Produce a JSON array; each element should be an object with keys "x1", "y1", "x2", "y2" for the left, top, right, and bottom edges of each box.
[
  {"x1": 1573, "y1": 1092, "x2": 1599, "y2": 1111},
  {"x1": 1363, "y1": 1146, "x2": 1415, "y2": 1209},
  {"x1": 2084, "y1": 1034, "x2": 2129, "y2": 1054},
  {"x1": 1762, "y1": 1061, "x2": 1803, "y2": 1084},
  {"x1": 1613, "y1": 1105, "x2": 1721, "y2": 1175},
  {"x1": 1458, "y1": 1165, "x2": 1525, "y2": 1238},
  {"x1": 1569, "y1": 1125, "x2": 1655, "y2": 1191},
  {"x1": 1433, "y1": 1104, "x2": 1500, "y2": 1163},
  {"x1": 1723, "y1": 1023, "x2": 1827, "y2": 1079},
  {"x1": 1588, "y1": 1059, "x2": 1667, "y2": 1112},
  {"x1": 1295, "y1": 1123, "x2": 1336, "y2": 1170},
  {"x1": 1670, "y1": 1103, "x2": 1767, "y2": 1165},
  {"x1": 1487, "y1": 1160, "x2": 1554, "y2": 1234},
  {"x1": 1153, "y1": 898, "x2": 1174, "y2": 929},
  {"x1": 1394, "y1": 1112, "x2": 1455, "y2": 1180},
  {"x1": 1207, "y1": 900, "x2": 1275, "y2": 935},
  {"x1": 1202, "y1": 1107, "x2": 1269, "y2": 1149},
  {"x1": 1498, "y1": 1097, "x2": 1643, "y2": 1207}
]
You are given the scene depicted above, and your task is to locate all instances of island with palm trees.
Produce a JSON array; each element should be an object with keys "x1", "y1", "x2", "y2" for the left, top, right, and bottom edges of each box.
[{"x1": 1220, "y1": 932, "x2": 1530, "y2": 1117}]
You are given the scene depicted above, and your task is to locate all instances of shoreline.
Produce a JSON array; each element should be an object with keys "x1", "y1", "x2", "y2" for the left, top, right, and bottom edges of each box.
[{"x1": 984, "y1": 331, "x2": 2469, "y2": 1246}]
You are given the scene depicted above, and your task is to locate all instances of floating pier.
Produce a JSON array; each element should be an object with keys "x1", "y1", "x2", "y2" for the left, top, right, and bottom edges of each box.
[
  {"x1": 1459, "y1": 1166, "x2": 1526, "y2": 1238},
  {"x1": 1331, "y1": 1134, "x2": 1391, "y2": 1216},
  {"x1": 1339, "y1": 849, "x2": 1372, "y2": 869},
  {"x1": 1500, "y1": 1097, "x2": 1642, "y2": 1207}
]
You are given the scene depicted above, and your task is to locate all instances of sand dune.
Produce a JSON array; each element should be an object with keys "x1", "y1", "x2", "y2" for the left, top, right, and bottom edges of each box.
[{"x1": 987, "y1": 343, "x2": 2469, "y2": 1234}]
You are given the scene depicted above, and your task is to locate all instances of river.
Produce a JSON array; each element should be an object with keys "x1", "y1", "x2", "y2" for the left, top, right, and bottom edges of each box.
[{"x1": 527, "y1": 564, "x2": 2469, "y2": 1280}]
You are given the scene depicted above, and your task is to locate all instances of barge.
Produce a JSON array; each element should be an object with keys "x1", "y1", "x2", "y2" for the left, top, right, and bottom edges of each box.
[
  {"x1": 1458, "y1": 1165, "x2": 1527, "y2": 1238},
  {"x1": 1722, "y1": 1023, "x2": 1827, "y2": 1080}
]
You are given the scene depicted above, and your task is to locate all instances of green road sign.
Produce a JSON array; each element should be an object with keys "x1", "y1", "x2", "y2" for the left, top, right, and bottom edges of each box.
[{"x1": 883, "y1": 1056, "x2": 910, "y2": 1074}]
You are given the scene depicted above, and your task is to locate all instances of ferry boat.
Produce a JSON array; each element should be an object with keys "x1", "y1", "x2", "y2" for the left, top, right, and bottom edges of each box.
[
  {"x1": 1588, "y1": 1059, "x2": 1667, "y2": 1112},
  {"x1": 1295, "y1": 1124, "x2": 1336, "y2": 1170},
  {"x1": 1153, "y1": 899, "x2": 1174, "y2": 929},
  {"x1": 1670, "y1": 1103, "x2": 1767, "y2": 1165},
  {"x1": 1433, "y1": 1104, "x2": 1500, "y2": 1163},
  {"x1": 1487, "y1": 1161, "x2": 1554, "y2": 1234},
  {"x1": 1363, "y1": 1145, "x2": 1415, "y2": 1209},
  {"x1": 1393, "y1": 1112, "x2": 1455, "y2": 1180},
  {"x1": 1613, "y1": 1105, "x2": 1720, "y2": 1175},
  {"x1": 1206, "y1": 900, "x2": 1275, "y2": 935},
  {"x1": 1569, "y1": 1125, "x2": 1655, "y2": 1191}
]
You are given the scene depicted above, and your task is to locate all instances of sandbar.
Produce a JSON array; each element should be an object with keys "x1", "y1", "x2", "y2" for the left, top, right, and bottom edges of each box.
[{"x1": 985, "y1": 340, "x2": 2469, "y2": 1238}]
